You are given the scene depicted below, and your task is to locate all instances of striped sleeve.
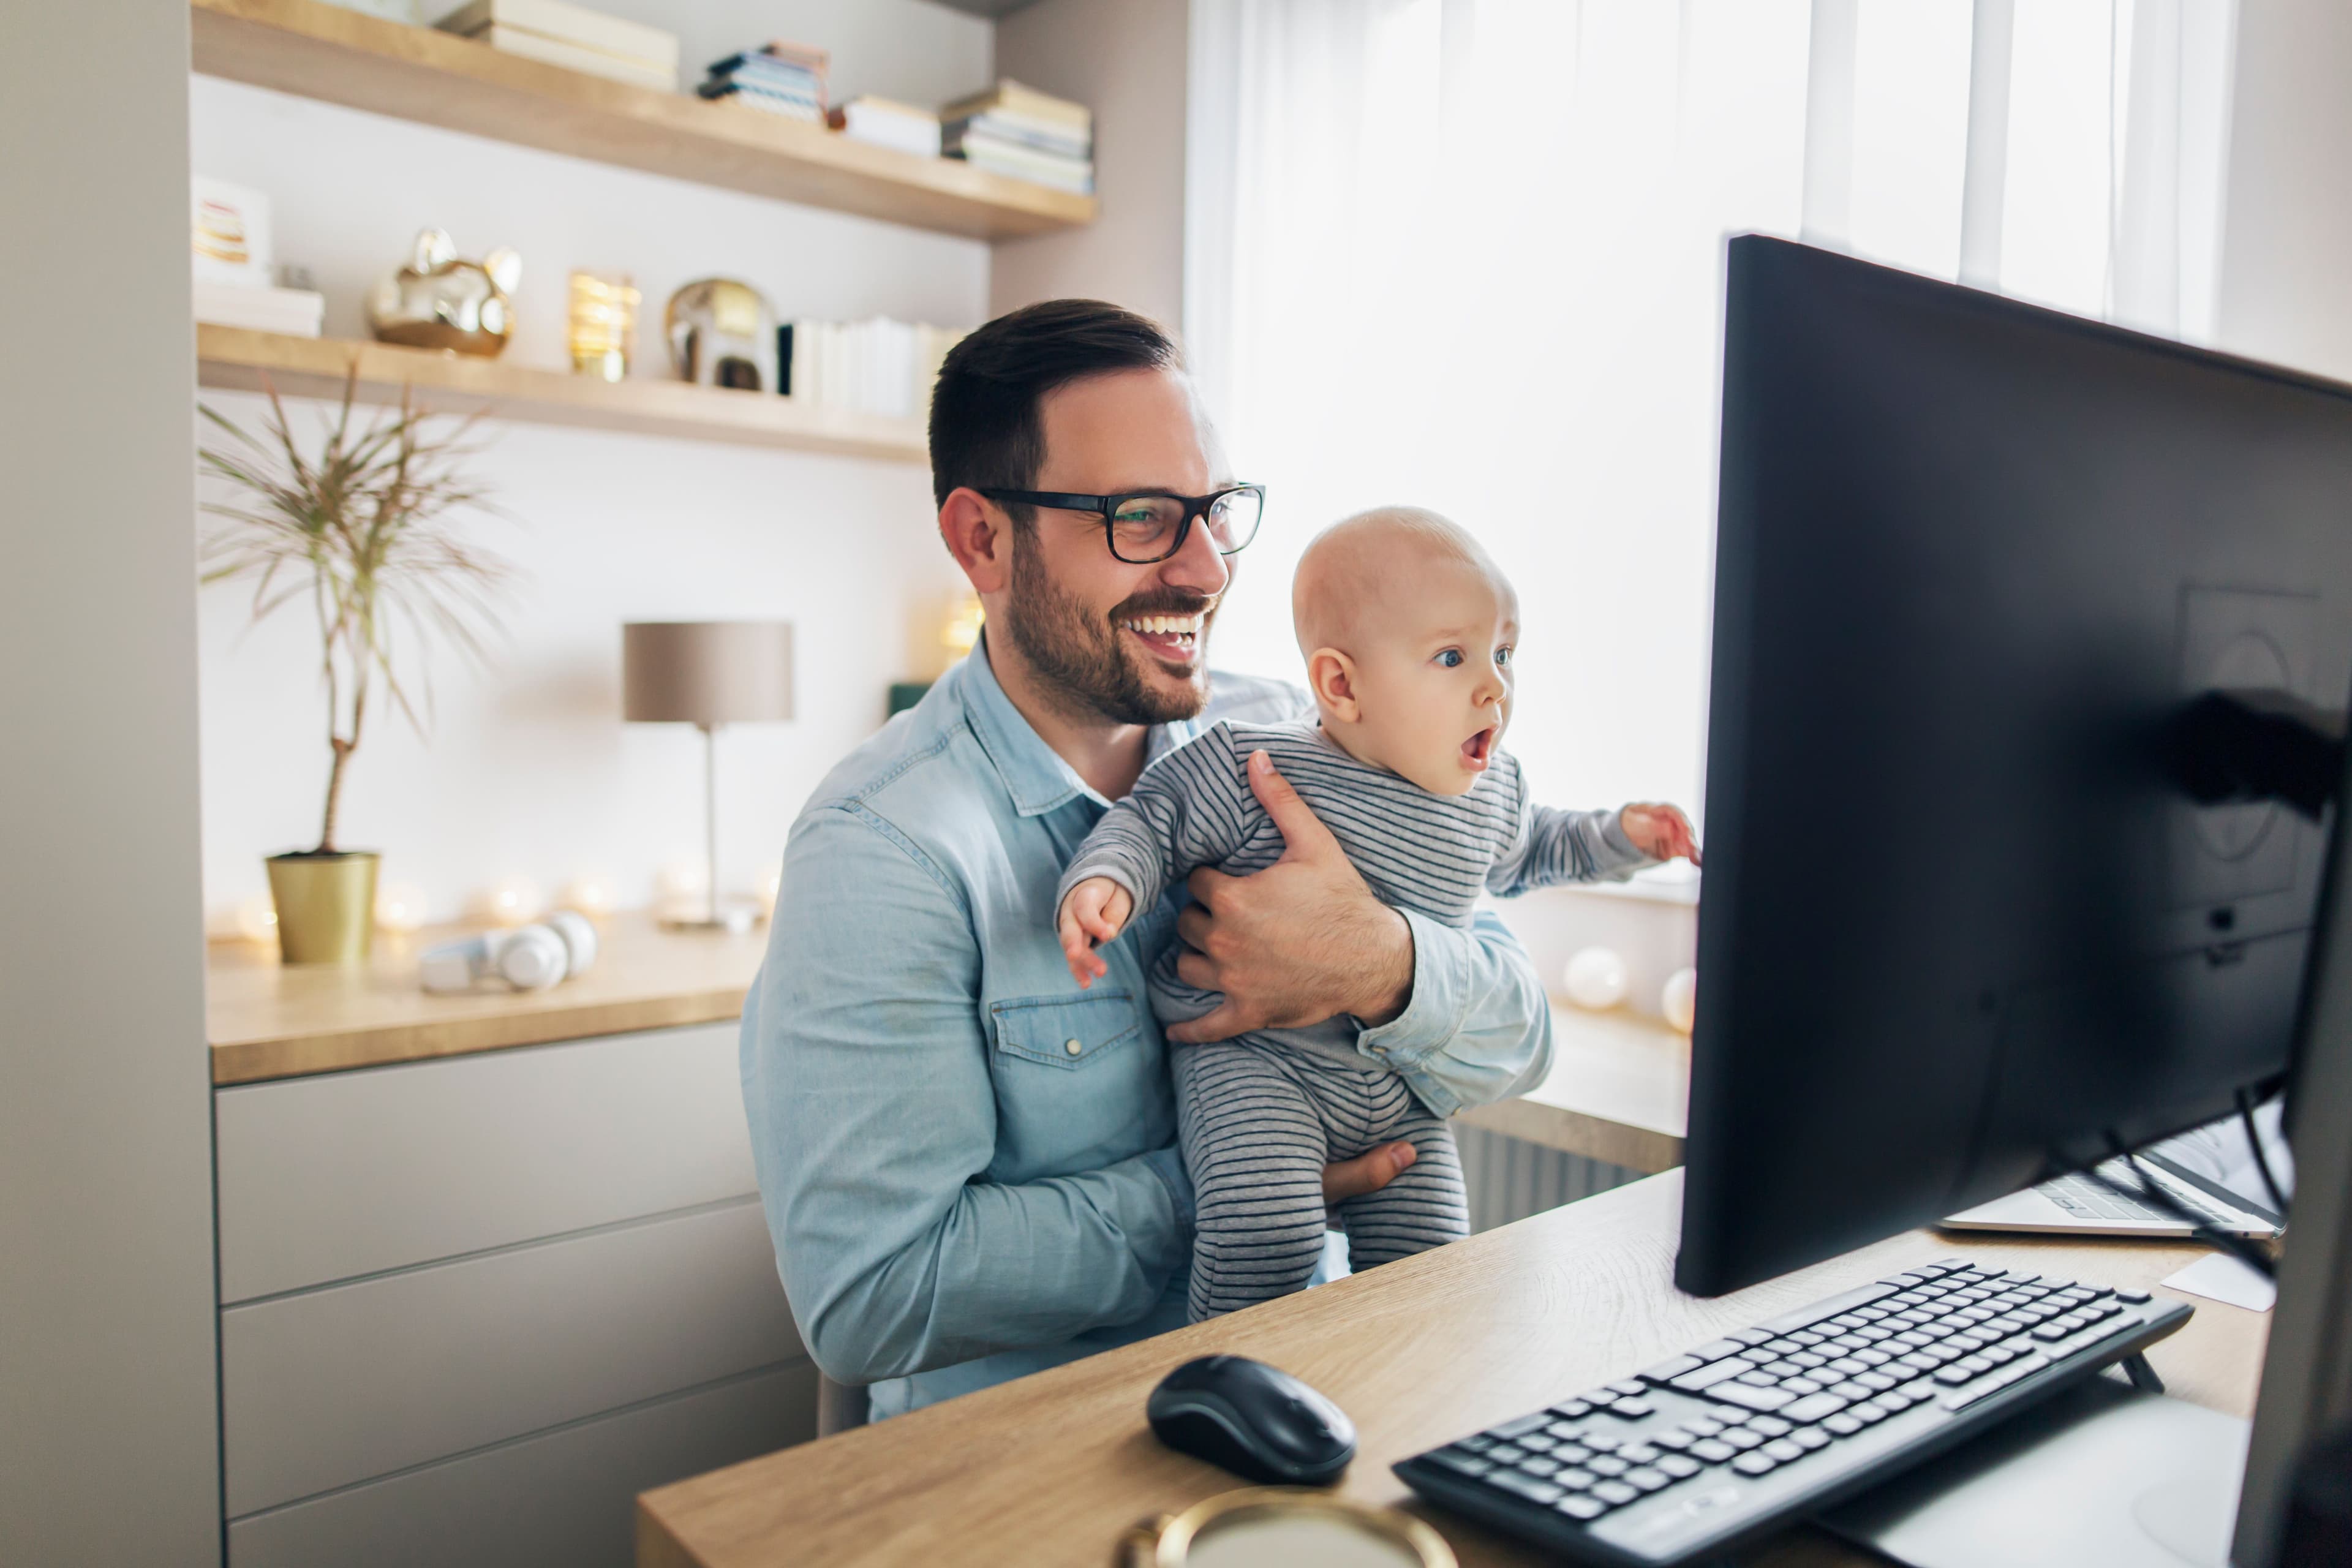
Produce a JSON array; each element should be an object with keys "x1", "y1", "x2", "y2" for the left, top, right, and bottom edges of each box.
[
  {"x1": 1485, "y1": 796, "x2": 1654, "y2": 895},
  {"x1": 1057, "y1": 723, "x2": 1257, "y2": 915}
]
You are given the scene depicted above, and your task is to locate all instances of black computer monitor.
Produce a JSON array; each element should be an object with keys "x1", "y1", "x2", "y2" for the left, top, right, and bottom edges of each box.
[{"x1": 1676, "y1": 236, "x2": 2352, "y2": 1297}]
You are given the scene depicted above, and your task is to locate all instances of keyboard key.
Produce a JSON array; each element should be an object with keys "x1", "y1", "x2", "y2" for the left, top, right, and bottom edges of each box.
[
  {"x1": 1607, "y1": 1380, "x2": 1648, "y2": 1398},
  {"x1": 1688, "y1": 1338, "x2": 1746, "y2": 1361},
  {"x1": 2117, "y1": 1287, "x2": 2151, "y2": 1303},
  {"x1": 1517, "y1": 1433, "x2": 1557, "y2": 1453},
  {"x1": 1729, "y1": 1328, "x2": 1776, "y2": 1346},
  {"x1": 1720, "y1": 1428, "x2": 1765, "y2": 1452},
  {"x1": 1520, "y1": 1457, "x2": 1561, "y2": 1477},
  {"x1": 1657, "y1": 1453, "x2": 1703, "y2": 1479},
  {"x1": 1490, "y1": 1414, "x2": 1550, "y2": 1439},
  {"x1": 1787, "y1": 1329, "x2": 1826, "y2": 1346},
  {"x1": 1781, "y1": 1377, "x2": 1823, "y2": 1396},
  {"x1": 1428, "y1": 1449, "x2": 1494, "y2": 1477},
  {"x1": 1651, "y1": 1430, "x2": 1695, "y2": 1452},
  {"x1": 1640, "y1": 1354, "x2": 1705, "y2": 1384},
  {"x1": 1672, "y1": 1358, "x2": 1755, "y2": 1393},
  {"x1": 1851, "y1": 1401, "x2": 1893, "y2": 1425},
  {"x1": 1488, "y1": 1444, "x2": 1528, "y2": 1464},
  {"x1": 1955, "y1": 1355, "x2": 1994, "y2": 1377},
  {"x1": 1582, "y1": 1432, "x2": 1623, "y2": 1452},
  {"x1": 1732, "y1": 1452, "x2": 1779, "y2": 1476},
  {"x1": 1876, "y1": 1388, "x2": 1917, "y2": 1412},
  {"x1": 1557, "y1": 1494, "x2": 1607, "y2": 1521},
  {"x1": 1555, "y1": 1444, "x2": 1591, "y2": 1466},
  {"x1": 1780, "y1": 1393, "x2": 1849, "y2": 1423},
  {"x1": 1822, "y1": 1412, "x2": 1864, "y2": 1436},
  {"x1": 1488, "y1": 1472, "x2": 1564, "y2": 1505},
  {"x1": 1692, "y1": 1439, "x2": 1737, "y2": 1463},
  {"x1": 1611, "y1": 1398, "x2": 1655, "y2": 1419},
  {"x1": 1618, "y1": 1443, "x2": 1661, "y2": 1464},
  {"x1": 1586, "y1": 1456, "x2": 1629, "y2": 1478},
  {"x1": 1737, "y1": 1371, "x2": 1782, "y2": 1389},
  {"x1": 1787, "y1": 1349, "x2": 1828, "y2": 1368},
  {"x1": 1712, "y1": 1383, "x2": 1797, "y2": 1412},
  {"x1": 1763, "y1": 1438, "x2": 1806, "y2": 1462},
  {"x1": 1680, "y1": 1417, "x2": 1725, "y2": 1438},
  {"x1": 1593, "y1": 1480, "x2": 1640, "y2": 1506},
  {"x1": 1459, "y1": 1434, "x2": 1498, "y2": 1453},
  {"x1": 1626, "y1": 1466, "x2": 1672, "y2": 1493},
  {"x1": 1555, "y1": 1468, "x2": 1595, "y2": 1491},
  {"x1": 1855, "y1": 1371, "x2": 1898, "y2": 1392},
  {"x1": 1746, "y1": 1416, "x2": 1793, "y2": 1439},
  {"x1": 1790, "y1": 1427, "x2": 1832, "y2": 1452},
  {"x1": 1547, "y1": 1400, "x2": 1594, "y2": 1422},
  {"x1": 1544, "y1": 1420, "x2": 1585, "y2": 1441}
]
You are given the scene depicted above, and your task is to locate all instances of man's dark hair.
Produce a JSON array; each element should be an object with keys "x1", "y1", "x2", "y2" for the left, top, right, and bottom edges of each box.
[{"x1": 929, "y1": 299, "x2": 1183, "y2": 514}]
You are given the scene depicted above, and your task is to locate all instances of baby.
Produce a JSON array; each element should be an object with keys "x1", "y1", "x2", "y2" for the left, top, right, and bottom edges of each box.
[{"x1": 1055, "y1": 506, "x2": 1700, "y2": 1321}]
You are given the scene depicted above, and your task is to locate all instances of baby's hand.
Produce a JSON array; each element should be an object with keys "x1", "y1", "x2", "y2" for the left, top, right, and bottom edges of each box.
[
  {"x1": 1057, "y1": 876, "x2": 1135, "y2": 988},
  {"x1": 1620, "y1": 802, "x2": 1703, "y2": 867}
]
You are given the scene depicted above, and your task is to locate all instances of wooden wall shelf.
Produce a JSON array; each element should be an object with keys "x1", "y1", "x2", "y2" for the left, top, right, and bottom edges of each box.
[
  {"x1": 197, "y1": 325, "x2": 929, "y2": 463},
  {"x1": 189, "y1": 0, "x2": 1096, "y2": 241}
]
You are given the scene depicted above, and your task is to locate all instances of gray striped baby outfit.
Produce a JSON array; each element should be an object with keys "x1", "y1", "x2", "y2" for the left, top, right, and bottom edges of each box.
[{"x1": 1058, "y1": 719, "x2": 1650, "y2": 1319}]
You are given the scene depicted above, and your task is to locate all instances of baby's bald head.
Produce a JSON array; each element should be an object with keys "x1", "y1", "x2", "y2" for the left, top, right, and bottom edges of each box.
[{"x1": 1293, "y1": 506, "x2": 1509, "y2": 657}]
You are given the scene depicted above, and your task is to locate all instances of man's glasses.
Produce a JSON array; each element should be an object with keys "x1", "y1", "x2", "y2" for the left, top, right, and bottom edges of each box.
[{"x1": 978, "y1": 484, "x2": 1266, "y2": 565}]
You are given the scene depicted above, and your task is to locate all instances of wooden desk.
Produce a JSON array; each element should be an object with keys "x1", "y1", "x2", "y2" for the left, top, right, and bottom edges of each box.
[{"x1": 636, "y1": 1171, "x2": 2266, "y2": 1568}]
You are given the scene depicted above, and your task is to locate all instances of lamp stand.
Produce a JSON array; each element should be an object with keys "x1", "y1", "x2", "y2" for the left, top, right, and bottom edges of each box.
[{"x1": 659, "y1": 722, "x2": 755, "y2": 934}]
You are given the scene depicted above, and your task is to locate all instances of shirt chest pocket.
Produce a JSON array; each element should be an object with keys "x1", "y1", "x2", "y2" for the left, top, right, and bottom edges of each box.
[{"x1": 990, "y1": 990, "x2": 1143, "y2": 1070}]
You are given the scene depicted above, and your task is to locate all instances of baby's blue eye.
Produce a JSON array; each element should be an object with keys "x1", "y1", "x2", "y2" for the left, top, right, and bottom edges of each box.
[
  {"x1": 1496, "y1": 646, "x2": 1513, "y2": 667},
  {"x1": 1435, "y1": 649, "x2": 1464, "y2": 668}
]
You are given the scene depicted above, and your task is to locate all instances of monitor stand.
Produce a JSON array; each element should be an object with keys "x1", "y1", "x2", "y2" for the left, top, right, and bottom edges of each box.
[{"x1": 1818, "y1": 1373, "x2": 2247, "y2": 1568}]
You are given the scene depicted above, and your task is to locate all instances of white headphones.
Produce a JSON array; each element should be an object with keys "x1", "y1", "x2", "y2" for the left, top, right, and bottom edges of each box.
[{"x1": 420, "y1": 910, "x2": 600, "y2": 993}]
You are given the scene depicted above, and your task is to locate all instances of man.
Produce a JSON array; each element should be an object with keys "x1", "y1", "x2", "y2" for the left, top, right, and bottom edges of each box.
[{"x1": 741, "y1": 300, "x2": 1553, "y2": 1418}]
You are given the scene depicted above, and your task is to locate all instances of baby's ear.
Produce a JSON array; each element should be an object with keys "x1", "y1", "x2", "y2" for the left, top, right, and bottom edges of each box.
[{"x1": 1306, "y1": 647, "x2": 1360, "y2": 722}]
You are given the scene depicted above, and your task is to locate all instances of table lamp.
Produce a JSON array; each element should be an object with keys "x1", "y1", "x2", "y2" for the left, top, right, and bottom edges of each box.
[{"x1": 622, "y1": 620, "x2": 794, "y2": 930}]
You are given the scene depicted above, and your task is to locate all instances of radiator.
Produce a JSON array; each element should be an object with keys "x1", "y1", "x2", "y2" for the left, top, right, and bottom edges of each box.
[{"x1": 1457, "y1": 1123, "x2": 1642, "y2": 1233}]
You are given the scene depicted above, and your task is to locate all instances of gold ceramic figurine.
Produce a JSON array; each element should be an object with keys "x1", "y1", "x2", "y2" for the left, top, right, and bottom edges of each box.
[{"x1": 368, "y1": 228, "x2": 521, "y2": 357}]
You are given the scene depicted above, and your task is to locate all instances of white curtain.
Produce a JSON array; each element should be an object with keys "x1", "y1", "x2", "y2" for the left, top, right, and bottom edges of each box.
[{"x1": 1186, "y1": 0, "x2": 2237, "y2": 826}]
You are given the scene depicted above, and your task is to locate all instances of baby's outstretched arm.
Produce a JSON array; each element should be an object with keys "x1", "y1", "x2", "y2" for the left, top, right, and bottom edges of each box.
[
  {"x1": 1487, "y1": 789, "x2": 1694, "y2": 896},
  {"x1": 1058, "y1": 877, "x2": 1135, "y2": 987},
  {"x1": 1618, "y1": 802, "x2": 1702, "y2": 866}
]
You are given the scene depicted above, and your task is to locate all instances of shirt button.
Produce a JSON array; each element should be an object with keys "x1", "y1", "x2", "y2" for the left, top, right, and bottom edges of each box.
[{"x1": 1065, "y1": 1038, "x2": 1084, "y2": 1055}]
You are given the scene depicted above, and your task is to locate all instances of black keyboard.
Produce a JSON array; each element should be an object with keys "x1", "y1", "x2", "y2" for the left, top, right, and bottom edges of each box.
[{"x1": 1393, "y1": 1258, "x2": 2192, "y2": 1566}]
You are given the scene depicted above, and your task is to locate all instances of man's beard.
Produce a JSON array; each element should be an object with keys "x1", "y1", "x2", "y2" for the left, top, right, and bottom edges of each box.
[{"x1": 1003, "y1": 533, "x2": 1214, "y2": 726}]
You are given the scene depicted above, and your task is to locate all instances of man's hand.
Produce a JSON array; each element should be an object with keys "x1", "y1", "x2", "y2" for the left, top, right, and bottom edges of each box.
[
  {"x1": 1057, "y1": 877, "x2": 1134, "y2": 988},
  {"x1": 1619, "y1": 802, "x2": 1702, "y2": 866},
  {"x1": 1323, "y1": 1140, "x2": 1416, "y2": 1204},
  {"x1": 1164, "y1": 750, "x2": 1415, "y2": 1044}
]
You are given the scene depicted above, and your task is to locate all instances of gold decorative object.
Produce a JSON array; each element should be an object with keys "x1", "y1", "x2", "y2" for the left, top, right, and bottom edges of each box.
[
  {"x1": 568, "y1": 270, "x2": 640, "y2": 382},
  {"x1": 1118, "y1": 1488, "x2": 1457, "y2": 1568},
  {"x1": 369, "y1": 228, "x2": 522, "y2": 357},
  {"x1": 665, "y1": 277, "x2": 777, "y2": 390},
  {"x1": 268, "y1": 851, "x2": 380, "y2": 964}
]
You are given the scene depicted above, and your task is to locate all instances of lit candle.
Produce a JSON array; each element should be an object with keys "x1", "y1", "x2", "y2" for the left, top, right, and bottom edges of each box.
[
  {"x1": 481, "y1": 877, "x2": 546, "y2": 927},
  {"x1": 375, "y1": 882, "x2": 429, "y2": 932},
  {"x1": 564, "y1": 876, "x2": 618, "y2": 919},
  {"x1": 235, "y1": 892, "x2": 279, "y2": 944}
]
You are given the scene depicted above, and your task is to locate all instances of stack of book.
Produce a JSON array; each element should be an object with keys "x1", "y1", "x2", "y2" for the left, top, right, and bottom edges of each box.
[
  {"x1": 191, "y1": 176, "x2": 324, "y2": 338},
  {"x1": 698, "y1": 40, "x2": 829, "y2": 123},
  {"x1": 939, "y1": 81, "x2": 1093, "y2": 194},
  {"x1": 783, "y1": 318, "x2": 967, "y2": 421},
  {"x1": 434, "y1": 0, "x2": 680, "y2": 92},
  {"x1": 828, "y1": 97, "x2": 942, "y2": 159}
]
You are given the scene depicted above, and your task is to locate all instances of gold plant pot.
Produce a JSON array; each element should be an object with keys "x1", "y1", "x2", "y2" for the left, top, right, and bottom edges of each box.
[{"x1": 266, "y1": 851, "x2": 380, "y2": 964}]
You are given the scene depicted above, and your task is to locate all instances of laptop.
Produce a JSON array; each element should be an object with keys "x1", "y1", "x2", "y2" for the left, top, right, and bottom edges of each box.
[{"x1": 1943, "y1": 1148, "x2": 2284, "y2": 1240}]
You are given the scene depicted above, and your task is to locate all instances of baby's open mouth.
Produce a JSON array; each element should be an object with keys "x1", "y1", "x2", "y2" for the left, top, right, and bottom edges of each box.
[
  {"x1": 1118, "y1": 612, "x2": 1204, "y2": 664},
  {"x1": 1461, "y1": 726, "x2": 1496, "y2": 768}
]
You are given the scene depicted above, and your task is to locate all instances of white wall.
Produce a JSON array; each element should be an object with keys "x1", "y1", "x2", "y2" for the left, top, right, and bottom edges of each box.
[
  {"x1": 191, "y1": 45, "x2": 981, "y2": 924},
  {"x1": 1, "y1": 1, "x2": 222, "y2": 1561},
  {"x1": 992, "y1": 0, "x2": 1191, "y2": 327},
  {"x1": 2214, "y1": 0, "x2": 2352, "y2": 383}
]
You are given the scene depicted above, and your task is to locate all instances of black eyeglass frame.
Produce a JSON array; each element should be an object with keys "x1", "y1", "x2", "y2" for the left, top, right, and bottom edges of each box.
[{"x1": 976, "y1": 483, "x2": 1267, "y2": 564}]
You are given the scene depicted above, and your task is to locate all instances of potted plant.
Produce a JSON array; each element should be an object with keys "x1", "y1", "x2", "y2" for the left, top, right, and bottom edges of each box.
[{"x1": 200, "y1": 370, "x2": 511, "y2": 963}]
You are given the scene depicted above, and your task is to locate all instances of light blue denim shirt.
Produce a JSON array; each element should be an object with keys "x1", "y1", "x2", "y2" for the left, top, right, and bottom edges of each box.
[{"x1": 740, "y1": 636, "x2": 1555, "y2": 1416}]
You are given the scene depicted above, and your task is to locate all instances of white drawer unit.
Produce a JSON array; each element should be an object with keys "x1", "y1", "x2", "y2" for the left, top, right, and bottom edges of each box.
[
  {"x1": 227, "y1": 1361, "x2": 818, "y2": 1568},
  {"x1": 211, "y1": 1022, "x2": 815, "y2": 1559},
  {"x1": 215, "y1": 1023, "x2": 758, "y2": 1303}
]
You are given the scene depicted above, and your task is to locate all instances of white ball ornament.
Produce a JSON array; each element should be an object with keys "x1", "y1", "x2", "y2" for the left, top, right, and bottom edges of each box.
[
  {"x1": 1563, "y1": 946, "x2": 1630, "y2": 1011},
  {"x1": 1662, "y1": 967, "x2": 1698, "y2": 1034}
]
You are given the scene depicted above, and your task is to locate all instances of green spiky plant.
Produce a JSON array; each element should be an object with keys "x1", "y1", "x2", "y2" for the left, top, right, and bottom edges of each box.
[{"x1": 200, "y1": 370, "x2": 512, "y2": 854}]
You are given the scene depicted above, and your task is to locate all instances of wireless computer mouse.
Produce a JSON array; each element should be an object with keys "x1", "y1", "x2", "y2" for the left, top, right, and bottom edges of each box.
[{"x1": 1146, "y1": 1354, "x2": 1357, "y2": 1486}]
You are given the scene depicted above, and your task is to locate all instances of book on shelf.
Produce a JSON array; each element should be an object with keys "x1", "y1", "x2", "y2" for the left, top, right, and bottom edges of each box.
[
  {"x1": 938, "y1": 79, "x2": 1091, "y2": 137},
  {"x1": 699, "y1": 79, "x2": 823, "y2": 122},
  {"x1": 942, "y1": 110, "x2": 1091, "y2": 160},
  {"x1": 459, "y1": 23, "x2": 677, "y2": 89},
  {"x1": 830, "y1": 97, "x2": 943, "y2": 159},
  {"x1": 194, "y1": 281, "x2": 326, "y2": 338},
  {"x1": 946, "y1": 137, "x2": 1094, "y2": 194},
  {"x1": 787, "y1": 318, "x2": 967, "y2": 421},
  {"x1": 434, "y1": 0, "x2": 680, "y2": 78},
  {"x1": 701, "y1": 41, "x2": 828, "y2": 118}
]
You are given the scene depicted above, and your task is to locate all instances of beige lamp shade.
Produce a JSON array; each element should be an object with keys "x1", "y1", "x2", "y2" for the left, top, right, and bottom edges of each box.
[{"x1": 622, "y1": 621, "x2": 794, "y2": 727}]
